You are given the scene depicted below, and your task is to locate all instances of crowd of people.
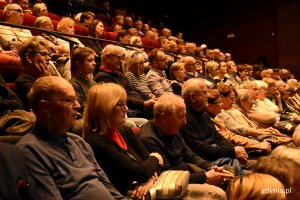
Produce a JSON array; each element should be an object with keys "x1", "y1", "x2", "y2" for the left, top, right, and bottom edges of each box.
[{"x1": 1, "y1": 0, "x2": 300, "y2": 199}]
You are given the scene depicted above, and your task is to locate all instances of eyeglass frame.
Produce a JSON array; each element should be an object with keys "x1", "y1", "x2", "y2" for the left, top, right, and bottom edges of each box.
[
  {"x1": 109, "y1": 54, "x2": 124, "y2": 61},
  {"x1": 27, "y1": 51, "x2": 51, "y2": 57},
  {"x1": 7, "y1": 9, "x2": 24, "y2": 14},
  {"x1": 46, "y1": 97, "x2": 78, "y2": 105}
]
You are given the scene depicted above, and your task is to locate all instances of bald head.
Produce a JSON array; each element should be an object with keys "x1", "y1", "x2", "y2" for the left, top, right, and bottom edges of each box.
[{"x1": 28, "y1": 76, "x2": 72, "y2": 112}]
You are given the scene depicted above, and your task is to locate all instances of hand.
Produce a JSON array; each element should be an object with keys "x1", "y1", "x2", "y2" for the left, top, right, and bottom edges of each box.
[
  {"x1": 255, "y1": 141, "x2": 272, "y2": 153},
  {"x1": 35, "y1": 62, "x2": 51, "y2": 76},
  {"x1": 264, "y1": 127, "x2": 282, "y2": 136},
  {"x1": 149, "y1": 152, "x2": 163, "y2": 166},
  {"x1": 144, "y1": 98, "x2": 157, "y2": 110},
  {"x1": 206, "y1": 168, "x2": 234, "y2": 186},
  {"x1": 234, "y1": 146, "x2": 248, "y2": 164},
  {"x1": 131, "y1": 177, "x2": 155, "y2": 199}
]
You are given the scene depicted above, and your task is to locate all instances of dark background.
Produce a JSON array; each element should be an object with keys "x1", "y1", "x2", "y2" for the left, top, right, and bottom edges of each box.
[{"x1": 97, "y1": 0, "x2": 300, "y2": 76}]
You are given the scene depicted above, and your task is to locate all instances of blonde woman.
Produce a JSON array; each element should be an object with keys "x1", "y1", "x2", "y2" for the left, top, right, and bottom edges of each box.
[
  {"x1": 33, "y1": 2, "x2": 48, "y2": 17},
  {"x1": 226, "y1": 173, "x2": 286, "y2": 200},
  {"x1": 124, "y1": 50, "x2": 155, "y2": 99},
  {"x1": 83, "y1": 83, "x2": 163, "y2": 198}
]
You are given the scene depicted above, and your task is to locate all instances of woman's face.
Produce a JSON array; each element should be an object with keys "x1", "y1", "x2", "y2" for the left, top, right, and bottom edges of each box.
[
  {"x1": 110, "y1": 97, "x2": 128, "y2": 128},
  {"x1": 41, "y1": 20, "x2": 53, "y2": 31},
  {"x1": 63, "y1": 24, "x2": 75, "y2": 34},
  {"x1": 137, "y1": 58, "x2": 146, "y2": 74},
  {"x1": 174, "y1": 66, "x2": 186, "y2": 82},
  {"x1": 95, "y1": 22, "x2": 104, "y2": 37},
  {"x1": 240, "y1": 98, "x2": 254, "y2": 111},
  {"x1": 79, "y1": 53, "x2": 96, "y2": 76}
]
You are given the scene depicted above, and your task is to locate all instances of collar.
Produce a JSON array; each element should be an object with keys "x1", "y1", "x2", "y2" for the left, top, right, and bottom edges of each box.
[{"x1": 33, "y1": 123, "x2": 67, "y2": 146}]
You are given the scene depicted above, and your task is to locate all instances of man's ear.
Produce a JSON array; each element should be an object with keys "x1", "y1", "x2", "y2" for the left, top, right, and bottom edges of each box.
[
  {"x1": 25, "y1": 53, "x2": 33, "y2": 64},
  {"x1": 39, "y1": 100, "x2": 51, "y2": 116},
  {"x1": 189, "y1": 93, "x2": 196, "y2": 103}
]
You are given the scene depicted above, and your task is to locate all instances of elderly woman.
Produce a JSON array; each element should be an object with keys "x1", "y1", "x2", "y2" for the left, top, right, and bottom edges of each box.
[
  {"x1": 124, "y1": 50, "x2": 155, "y2": 100},
  {"x1": 56, "y1": 17, "x2": 85, "y2": 52},
  {"x1": 217, "y1": 88, "x2": 283, "y2": 138},
  {"x1": 83, "y1": 83, "x2": 163, "y2": 198},
  {"x1": 14, "y1": 36, "x2": 52, "y2": 110},
  {"x1": 169, "y1": 62, "x2": 186, "y2": 95},
  {"x1": 34, "y1": 16, "x2": 69, "y2": 56},
  {"x1": 33, "y1": 2, "x2": 48, "y2": 17}
]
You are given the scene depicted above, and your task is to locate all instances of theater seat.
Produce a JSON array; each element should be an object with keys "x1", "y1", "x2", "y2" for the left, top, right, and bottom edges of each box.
[
  {"x1": 47, "y1": 12, "x2": 61, "y2": 21},
  {"x1": 104, "y1": 31, "x2": 117, "y2": 41},
  {"x1": 141, "y1": 37, "x2": 159, "y2": 48},
  {"x1": 74, "y1": 24, "x2": 88, "y2": 36}
]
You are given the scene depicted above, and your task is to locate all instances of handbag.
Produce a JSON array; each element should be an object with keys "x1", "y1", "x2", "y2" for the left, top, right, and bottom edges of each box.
[{"x1": 145, "y1": 170, "x2": 190, "y2": 200}]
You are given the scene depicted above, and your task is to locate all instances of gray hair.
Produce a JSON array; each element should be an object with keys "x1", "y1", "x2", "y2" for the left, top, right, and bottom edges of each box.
[{"x1": 154, "y1": 93, "x2": 185, "y2": 119}]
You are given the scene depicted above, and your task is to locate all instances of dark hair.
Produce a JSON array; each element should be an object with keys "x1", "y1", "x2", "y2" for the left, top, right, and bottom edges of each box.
[
  {"x1": 86, "y1": 19, "x2": 102, "y2": 37},
  {"x1": 116, "y1": 30, "x2": 129, "y2": 42},
  {"x1": 71, "y1": 46, "x2": 95, "y2": 76}
]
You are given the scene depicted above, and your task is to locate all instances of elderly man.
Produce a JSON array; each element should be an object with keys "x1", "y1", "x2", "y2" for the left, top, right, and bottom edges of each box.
[
  {"x1": 94, "y1": 44, "x2": 155, "y2": 119},
  {"x1": 14, "y1": 36, "x2": 53, "y2": 110},
  {"x1": 180, "y1": 78, "x2": 256, "y2": 172},
  {"x1": 16, "y1": 76, "x2": 125, "y2": 199},
  {"x1": 146, "y1": 49, "x2": 173, "y2": 97},
  {"x1": 0, "y1": 3, "x2": 32, "y2": 46},
  {"x1": 139, "y1": 93, "x2": 234, "y2": 198}
]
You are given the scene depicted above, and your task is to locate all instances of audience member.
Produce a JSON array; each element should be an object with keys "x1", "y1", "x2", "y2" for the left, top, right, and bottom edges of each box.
[
  {"x1": 139, "y1": 93, "x2": 233, "y2": 198},
  {"x1": 83, "y1": 83, "x2": 162, "y2": 198},
  {"x1": 123, "y1": 50, "x2": 155, "y2": 99},
  {"x1": 14, "y1": 36, "x2": 52, "y2": 110},
  {"x1": 226, "y1": 173, "x2": 285, "y2": 200},
  {"x1": 83, "y1": 19, "x2": 105, "y2": 56},
  {"x1": 146, "y1": 48, "x2": 173, "y2": 97},
  {"x1": 169, "y1": 62, "x2": 186, "y2": 95},
  {"x1": 69, "y1": 46, "x2": 96, "y2": 115},
  {"x1": 254, "y1": 155, "x2": 300, "y2": 200},
  {"x1": 0, "y1": 142, "x2": 31, "y2": 199},
  {"x1": 0, "y1": 4, "x2": 32, "y2": 48},
  {"x1": 16, "y1": 76, "x2": 125, "y2": 199},
  {"x1": 180, "y1": 78, "x2": 253, "y2": 173},
  {"x1": 16, "y1": 0, "x2": 32, "y2": 14},
  {"x1": 33, "y1": 2, "x2": 48, "y2": 17},
  {"x1": 94, "y1": 44, "x2": 155, "y2": 119}
]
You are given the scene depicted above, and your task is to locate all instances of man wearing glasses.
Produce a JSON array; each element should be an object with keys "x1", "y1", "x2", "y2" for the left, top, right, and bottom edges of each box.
[
  {"x1": 16, "y1": 76, "x2": 125, "y2": 199},
  {"x1": 146, "y1": 49, "x2": 173, "y2": 97},
  {"x1": 0, "y1": 4, "x2": 32, "y2": 47}
]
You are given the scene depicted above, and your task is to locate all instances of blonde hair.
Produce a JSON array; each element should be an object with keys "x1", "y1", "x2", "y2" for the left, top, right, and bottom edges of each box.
[
  {"x1": 169, "y1": 62, "x2": 184, "y2": 80},
  {"x1": 123, "y1": 50, "x2": 143, "y2": 73},
  {"x1": 57, "y1": 17, "x2": 75, "y2": 32},
  {"x1": 130, "y1": 36, "x2": 142, "y2": 45},
  {"x1": 271, "y1": 145, "x2": 300, "y2": 165},
  {"x1": 33, "y1": 3, "x2": 47, "y2": 16},
  {"x1": 226, "y1": 173, "x2": 285, "y2": 200},
  {"x1": 34, "y1": 16, "x2": 51, "y2": 28},
  {"x1": 83, "y1": 83, "x2": 127, "y2": 136}
]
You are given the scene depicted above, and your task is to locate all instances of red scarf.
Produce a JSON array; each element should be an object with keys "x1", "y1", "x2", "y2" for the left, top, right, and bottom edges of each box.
[{"x1": 106, "y1": 129, "x2": 128, "y2": 150}]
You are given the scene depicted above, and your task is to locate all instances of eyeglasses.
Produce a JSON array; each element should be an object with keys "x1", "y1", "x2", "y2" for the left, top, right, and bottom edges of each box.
[
  {"x1": 155, "y1": 56, "x2": 167, "y2": 62},
  {"x1": 115, "y1": 102, "x2": 127, "y2": 110},
  {"x1": 7, "y1": 9, "x2": 24, "y2": 14},
  {"x1": 47, "y1": 97, "x2": 78, "y2": 105},
  {"x1": 29, "y1": 51, "x2": 51, "y2": 57},
  {"x1": 131, "y1": 51, "x2": 141, "y2": 58},
  {"x1": 109, "y1": 54, "x2": 124, "y2": 61},
  {"x1": 192, "y1": 90, "x2": 207, "y2": 96}
]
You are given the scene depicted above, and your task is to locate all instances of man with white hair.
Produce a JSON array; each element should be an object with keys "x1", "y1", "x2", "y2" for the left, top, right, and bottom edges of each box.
[
  {"x1": 139, "y1": 93, "x2": 233, "y2": 199},
  {"x1": 0, "y1": 3, "x2": 32, "y2": 45}
]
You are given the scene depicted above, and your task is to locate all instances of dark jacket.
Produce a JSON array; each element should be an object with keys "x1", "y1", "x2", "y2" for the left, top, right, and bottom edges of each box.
[
  {"x1": 85, "y1": 126, "x2": 159, "y2": 195},
  {"x1": 139, "y1": 120, "x2": 212, "y2": 184},
  {"x1": 180, "y1": 107, "x2": 235, "y2": 161}
]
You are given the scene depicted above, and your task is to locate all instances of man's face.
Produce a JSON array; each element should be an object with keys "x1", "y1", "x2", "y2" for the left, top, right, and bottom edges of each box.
[
  {"x1": 19, "y1": 0, "x2": 29, "y2": 9},
  {"x1": 6, "y1": 4, "x2": 24, "y2": 25},
  {"x1": 47, "y1": 83, "x2": 80, "y2": 131},
  {"x1": 154, "y1": 51, "x2": 168, "y2": 71},
  {"x1": 163, "y1": 104, "x2": 186, "y2": 135},
  {"x1": 106, "y1": 50, "x2": 124, "y2": 72},
  {"x1": 190, "y1": 84, "x2": 208, "y2": 112}
]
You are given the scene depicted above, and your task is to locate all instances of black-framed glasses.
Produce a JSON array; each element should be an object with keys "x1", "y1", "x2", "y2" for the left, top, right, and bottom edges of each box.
[
  {"x1": 115, "y1": 102, "x2": 127, "y2": 110},
  {"x1": 28, "y1": 51, "x2": 51, "y2": 57},
  {"x1": 155, "y1": 56, "x2": 167, "y2": 62},
  {"x1": 7, "y1": 9, "x2": 24, "y2": 14},
  {"x1": 131, "y1": 51, "x2": 141, "y2": 58},
  {"x1": 109, "y1": 54, "x2": 124, "y2": 61},
  {"x1": 47, "y1": 97, "x2": 78, "y2": 105}
]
